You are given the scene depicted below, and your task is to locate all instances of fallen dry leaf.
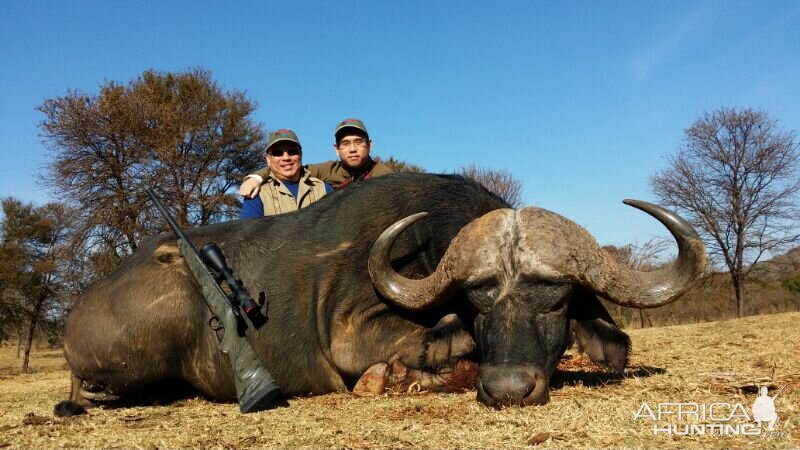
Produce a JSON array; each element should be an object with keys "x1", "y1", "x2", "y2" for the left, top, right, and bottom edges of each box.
[
  {"x1": 527, "y1": 432, "x2": 551, "y2": 445},
  {"x1": 22, "y1": 413, "x2": 51, "y2": 426}
]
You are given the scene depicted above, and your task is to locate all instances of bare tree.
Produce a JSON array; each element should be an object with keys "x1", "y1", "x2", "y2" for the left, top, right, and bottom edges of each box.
[
  {"x1": 38, "y1": 68, "x2": 265, "y2": 278},
  {"x1": 602, "y1": 238, "x2": 669, "y2": 327},
  {"x1": 371, "y1": 159, "x2": 524, "y2": 208},
  {"x1": 376, "y1": 156, "x2": 426, "y2": 173},
  {"x1": 459, "y1": 164, "x2": 523, "y2": 208},
  {"x1": 651, "y1": 107, "x2": 800, "y2": 317},
  {"x1": 603, "y1": 238, "x2": 670, "y2": 272}
]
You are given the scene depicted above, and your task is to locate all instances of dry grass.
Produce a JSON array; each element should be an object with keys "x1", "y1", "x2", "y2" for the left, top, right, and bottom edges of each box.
[{"x1": 1, "y1": 312, "x2": 798, "y2": 449}]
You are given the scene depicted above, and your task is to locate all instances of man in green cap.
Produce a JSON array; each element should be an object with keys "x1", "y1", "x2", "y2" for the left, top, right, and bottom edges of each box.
[
  {"x1": 239, "y1": 129, "x2": 332, "y2": 218},
  {"x1": 239, "y1": 119, "x2": 393, "y2": 198}
]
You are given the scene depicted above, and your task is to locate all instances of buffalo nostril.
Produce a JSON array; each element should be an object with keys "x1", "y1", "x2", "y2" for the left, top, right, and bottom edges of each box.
[
  {"x1": 477, "y1": 365, "x2": 550, "y2": 407},
  {"x1": 478, "y1": 370, "x2": 536, "y2": 406},
  {"x1": 488, "y1": 379, "x2": 533, "y2": 402}
]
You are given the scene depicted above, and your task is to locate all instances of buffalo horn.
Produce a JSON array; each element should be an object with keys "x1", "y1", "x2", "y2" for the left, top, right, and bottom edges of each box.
[
  {"x1": 368, "y1": 212, "x2": 458, "y2": 310},
  {"x1": 591, "y1": 200, "x2": 706, "y2": 308}
]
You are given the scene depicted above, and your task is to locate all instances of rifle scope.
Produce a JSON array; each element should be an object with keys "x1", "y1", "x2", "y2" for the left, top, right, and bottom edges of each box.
[{"x1": 200, "y1": 243, "x2": 262, "y2": 318}]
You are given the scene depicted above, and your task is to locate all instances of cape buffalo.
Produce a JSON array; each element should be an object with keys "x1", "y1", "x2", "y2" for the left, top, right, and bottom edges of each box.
[{"x1": 56, "y1": 173, "x2": 705, "y2": 413}]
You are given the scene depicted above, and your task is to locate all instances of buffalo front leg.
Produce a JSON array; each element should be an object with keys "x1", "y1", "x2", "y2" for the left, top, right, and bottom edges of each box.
[
  {"x1": 331, "y1": 311, "x2": 476, "y2": 385},
  {"x1": 53, "y1": 374, "x2": 90, "y2": 417},
  {"x1": 415, "y1": 313, "x2": 476, "y2": 371},
  {"x1": 567, "y1": 290, "x2": 630, "y2": 374}
]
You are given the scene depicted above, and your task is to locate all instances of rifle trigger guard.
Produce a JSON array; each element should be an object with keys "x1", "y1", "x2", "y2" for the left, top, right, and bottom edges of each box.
[{"x1": 209, "y1": 316, "x2": 224, "y2": 341}]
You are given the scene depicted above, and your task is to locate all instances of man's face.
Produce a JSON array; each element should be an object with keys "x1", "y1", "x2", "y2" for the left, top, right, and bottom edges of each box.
[
  {"x1": 267, "y1": 141, "x2": 303, "y2": 182},
  {"x1": 334, "y1": 131, "x2": 371, "y2": 170}
]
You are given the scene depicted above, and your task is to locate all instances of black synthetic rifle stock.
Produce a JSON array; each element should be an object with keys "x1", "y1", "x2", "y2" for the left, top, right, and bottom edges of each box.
[{"x1": 144, "y1": 185, "x2": 280, "y2": 413}]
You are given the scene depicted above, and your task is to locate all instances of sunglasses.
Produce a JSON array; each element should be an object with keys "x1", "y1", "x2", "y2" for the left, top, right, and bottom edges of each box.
[{"x1": 268, "y1": 148, "x2": 301, "y2": 157}]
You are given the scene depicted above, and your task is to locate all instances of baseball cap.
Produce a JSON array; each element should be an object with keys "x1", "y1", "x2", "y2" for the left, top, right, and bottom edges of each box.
[
  {"x1": 335, "y1": 118, "x2": 369, "y2": 141},
  {"x1": 266, "y1": 129, "x2": 301, "y2": 153}
]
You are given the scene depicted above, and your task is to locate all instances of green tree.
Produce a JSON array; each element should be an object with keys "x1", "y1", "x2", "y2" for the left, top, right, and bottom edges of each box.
[
  {"x1": 38, "y1": 68, "x2": 265, "y2": 277},
  {"x1": 0, "y1": 198, "x2": 82, "y2": 371},
  {"x1": 0, "y1": 237, "x2": 28, "y2": 353},
  {"x1": 651, "y1": 108, "x2": 800, "y2": 317},
  {"x1": 782, "y1": 274, "x2": 800, "y2": 293}
]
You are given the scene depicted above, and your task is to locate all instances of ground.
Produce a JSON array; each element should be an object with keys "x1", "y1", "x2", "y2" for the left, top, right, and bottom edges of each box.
[{"x1": 1, "y1": 312, "x2": 798, "y2": 449}]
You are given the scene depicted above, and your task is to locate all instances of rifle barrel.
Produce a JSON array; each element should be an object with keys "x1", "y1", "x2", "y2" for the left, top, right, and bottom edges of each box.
[{"x1": 143, "y1": 185, "x2": 198, "y2": 253}]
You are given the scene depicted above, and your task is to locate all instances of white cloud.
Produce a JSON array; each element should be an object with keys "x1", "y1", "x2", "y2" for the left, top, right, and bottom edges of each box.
[{"x1": 629, "y1": 3, "x2": 710, "y2": 84}]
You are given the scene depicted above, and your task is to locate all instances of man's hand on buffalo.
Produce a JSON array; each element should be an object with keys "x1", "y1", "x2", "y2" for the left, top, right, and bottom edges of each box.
[{"x1": 239, "y1": 177, "x2": 262, "y2": 199}]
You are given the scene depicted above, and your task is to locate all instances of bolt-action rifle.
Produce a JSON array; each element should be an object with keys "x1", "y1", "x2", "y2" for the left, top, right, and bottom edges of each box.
[{"x1": 144, "y1": 185, "x2": 280, "y2": 413}]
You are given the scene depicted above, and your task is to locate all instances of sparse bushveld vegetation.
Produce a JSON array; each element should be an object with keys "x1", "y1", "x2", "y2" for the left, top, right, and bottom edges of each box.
[
  {"x1": 651, "y1": 107, "x2": 800, "y2": 318},
  {"x1": 606, "y1": 270, "x2": 800, "y2": 329},
  {"x1": 375, "y1": 156, "x2": 426, "y2": 174},
  {"x1": 1, "y1": 313, "x2": 798, "y2": 449},
  {"x1": 784, "y1": 275, "x2": 800, "y2": 293},
  {"x1": 604, "y1": 242, "x2": 800, "y2": 329},
  {"x1": 458, "y1": 164, "x2": 524, "y2": 208}
]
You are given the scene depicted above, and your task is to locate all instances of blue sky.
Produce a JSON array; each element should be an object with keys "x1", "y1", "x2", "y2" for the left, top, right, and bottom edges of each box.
[{"x1": 1, "y1": 1, "x2": 799, "y2": 247}]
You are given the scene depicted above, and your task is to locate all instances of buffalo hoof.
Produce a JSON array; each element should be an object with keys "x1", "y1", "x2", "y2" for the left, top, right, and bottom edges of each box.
[
  {"x1": 54, "y1": 400, "x2": 87, "y2": 417},
  {"x1": 353, "y1": 363, "x2": 389, "y2": 395}
]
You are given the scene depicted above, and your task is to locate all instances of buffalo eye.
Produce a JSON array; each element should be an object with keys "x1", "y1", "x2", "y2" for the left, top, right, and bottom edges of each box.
[
  {"x1": 519, "y1": 282, "x2": 574, "y2": 314},
  {"x1": 543, "y1": 296, "x2": 570, "y2": 313},
  {"x1": 466, "y1": 281, "x2": 498, "y2": 314}
]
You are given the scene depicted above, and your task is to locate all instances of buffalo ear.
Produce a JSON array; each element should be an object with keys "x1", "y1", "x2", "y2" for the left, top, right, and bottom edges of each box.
[{"x1": 568, "y1": 290, "x2": 630, "y2": 374}]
